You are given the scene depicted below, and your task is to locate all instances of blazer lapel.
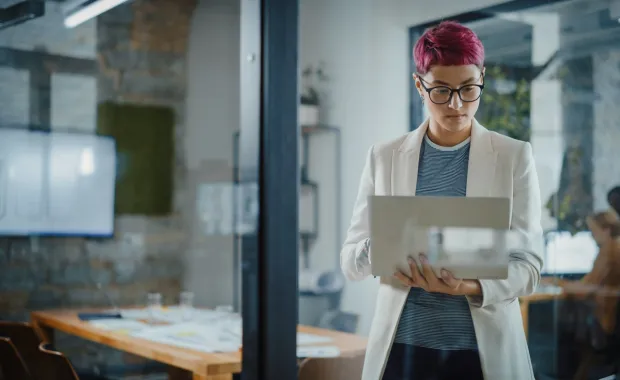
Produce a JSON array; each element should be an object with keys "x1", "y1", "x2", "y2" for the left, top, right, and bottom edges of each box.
[
  {"x1": 466, "y1": 119, "x2": 498, "y2": 197},
  {"x1": 391, "y1": 120, "x2": 428, "y2": 196},
  {"x1": 392, "y1": 119, "x2": 497, "y2": 197}
]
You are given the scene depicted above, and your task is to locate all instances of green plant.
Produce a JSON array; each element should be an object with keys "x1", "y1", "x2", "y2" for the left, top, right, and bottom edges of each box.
[
  {"x1": 301, "y1": 62, "x2": 328, "y2": 106},
  {"x1": 545, "y1": 147, "x2": 592, "y2": 235},
  {"x1": 477, "y1": 65, "x2": 530, "y2": 141}
]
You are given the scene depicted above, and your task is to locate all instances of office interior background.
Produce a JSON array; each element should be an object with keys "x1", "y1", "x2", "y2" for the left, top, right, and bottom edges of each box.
[{"x1": 0, "y1": 0, "x2": 619, "y2": 379}]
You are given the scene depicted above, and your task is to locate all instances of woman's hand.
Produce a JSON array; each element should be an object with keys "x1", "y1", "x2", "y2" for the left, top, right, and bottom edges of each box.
[{"x1": 394, "y1": 253, "x2": 482, "y2": 296}]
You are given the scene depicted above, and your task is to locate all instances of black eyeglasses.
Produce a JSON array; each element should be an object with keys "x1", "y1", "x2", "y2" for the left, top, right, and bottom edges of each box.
[{"x1": 416, "y1": 74, "x2": 485, "y2": 105}]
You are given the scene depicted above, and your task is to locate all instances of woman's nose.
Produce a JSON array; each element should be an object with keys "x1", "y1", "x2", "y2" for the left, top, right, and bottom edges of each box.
[{"x1": 448, "y1": 93, "x2": 463, "y2": 110}]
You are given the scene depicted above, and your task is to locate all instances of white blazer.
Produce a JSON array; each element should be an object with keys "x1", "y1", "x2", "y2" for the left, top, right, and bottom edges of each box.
[{"x1": 341, "y1": 119, "x2": 544, "y2": 380}]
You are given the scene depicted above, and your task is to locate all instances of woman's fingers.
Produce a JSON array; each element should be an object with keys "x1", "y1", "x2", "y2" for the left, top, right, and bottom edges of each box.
[
  {"x1": 392, "y1": 255, "x2": 463, "y2": 296},
  {"x1": 418, "y1": 253, "x2": 439, "y2": 287},
  {"x1": 393, "y1": 271, "x2": 415, "y2": 287},
  {"x1": 440, "y1": 269, "x2": 462, "y2": 289},
  {"x1": 408, "y1": 257, "x2": 428, "y2": 289}
]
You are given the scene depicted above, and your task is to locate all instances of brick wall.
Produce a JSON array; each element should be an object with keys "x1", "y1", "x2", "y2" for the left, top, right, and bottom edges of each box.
[{"x1": 0, "y1": 0, "x2": 196, "y2": 372}]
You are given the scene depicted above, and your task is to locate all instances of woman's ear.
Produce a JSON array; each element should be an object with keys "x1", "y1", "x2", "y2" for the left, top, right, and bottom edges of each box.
[{"x1": 413, "y1": 75, "x2": 424, "y2": 98}]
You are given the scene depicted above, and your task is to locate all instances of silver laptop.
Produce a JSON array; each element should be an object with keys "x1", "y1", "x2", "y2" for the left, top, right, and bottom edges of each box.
[{"x1": 368, "y1": 195, "x2": 513, "y2": 280}]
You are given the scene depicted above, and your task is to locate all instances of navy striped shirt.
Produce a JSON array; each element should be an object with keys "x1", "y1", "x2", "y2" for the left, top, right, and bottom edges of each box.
[{"x1": 392, "y1": 134, "x2": 478, "y2": 350}]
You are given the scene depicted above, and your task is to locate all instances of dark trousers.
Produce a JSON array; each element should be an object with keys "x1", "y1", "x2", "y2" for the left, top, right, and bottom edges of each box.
[{"x1": 382, "y1": 343, "x2": 484, "y2": 380}]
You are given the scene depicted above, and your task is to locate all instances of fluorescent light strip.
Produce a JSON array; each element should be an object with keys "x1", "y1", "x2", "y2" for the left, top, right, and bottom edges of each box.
[{"x1": 64, "y1": 0, "x2": 131, "y2": 28}]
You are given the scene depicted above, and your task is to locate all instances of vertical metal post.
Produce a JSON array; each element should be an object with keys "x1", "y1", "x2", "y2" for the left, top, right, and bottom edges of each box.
[{"x1": 240, "y1": 0, "x2": 299, "y2": 378}]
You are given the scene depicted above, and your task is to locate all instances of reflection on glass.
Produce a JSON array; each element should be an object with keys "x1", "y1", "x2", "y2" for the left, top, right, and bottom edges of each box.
[
  {"x1": 305, "y1": 0, "x2": 620, "y2": 378},
  {"x1": 464, "y1": 2, "x2": 620, "y2": 379},
  {"x1": 0, "y1": 0, "x2": 246, "y2": 377}
]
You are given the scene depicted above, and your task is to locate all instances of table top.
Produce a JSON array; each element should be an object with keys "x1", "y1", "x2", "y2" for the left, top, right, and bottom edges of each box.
[
  {"x1": 30, "y1": 308, "x2": 367, "y2": 378},
  {"x1": 521, "y1": 279, "x2": 620, "y2": 304}
]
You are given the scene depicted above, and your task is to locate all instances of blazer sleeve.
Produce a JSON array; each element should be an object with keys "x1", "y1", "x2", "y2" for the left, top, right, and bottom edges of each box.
[
  {"x1": 468, "y1": 142, "x2": 544, "y2": 308},
  {"x1": 340, "y1": 145, "x2": 376, "y2": 281}
]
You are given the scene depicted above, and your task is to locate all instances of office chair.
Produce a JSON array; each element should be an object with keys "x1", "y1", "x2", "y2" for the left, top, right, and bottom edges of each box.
[
  {"x1": 298, "y1": 353, "x2": 365, "y2": 380},
  {"x1": 535, "y1": 291, "x2": 620, "y2": 380},
  {"x1": 570, "y1": 294, "x2": 620, "y2": 380},
  {"x1": 38, "y1": 342, "x2": 81, "y2": 380},
  {"x1": 0, "y1": 321, "x2": 111, "y2": 380},
  {"x1": 0, "y1": 336, "x2": 33, "y2": 380},
  {"x1": 0, "y1": 321, "x2": 48, "y2": 380}
]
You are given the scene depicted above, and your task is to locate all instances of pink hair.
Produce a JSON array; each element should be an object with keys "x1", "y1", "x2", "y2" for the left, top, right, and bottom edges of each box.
[{"x1": 414, "y1": 21, "x2": 485, "y2": 75}]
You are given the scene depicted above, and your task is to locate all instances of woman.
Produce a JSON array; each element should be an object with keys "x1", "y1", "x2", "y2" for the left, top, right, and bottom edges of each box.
[
  {"x1": 340, "y1": 21, "x2": 543, "y2": 380},
  {"x1": 555, "y1": 211, "x2": 620, "y2": 378},
  {"x1": 608, "y1": 186, "x2": 620, "y2": 218},
  {"x1": 564, "y1": 210, "x2": 620, "y2": 333}
]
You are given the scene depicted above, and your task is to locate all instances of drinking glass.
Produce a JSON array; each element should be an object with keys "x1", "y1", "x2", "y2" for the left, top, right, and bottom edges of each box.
[
  {"x1": 147, "y1": 292, "x2": 162, "y2": 324},
  {"x1": 180, "y1": 291, "x2": 194, "y2": 320}
]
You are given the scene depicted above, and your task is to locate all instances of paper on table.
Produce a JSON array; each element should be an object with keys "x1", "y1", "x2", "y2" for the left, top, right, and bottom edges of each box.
[
  {"x1": 115, "y1": 307, "x2": 240, "y2": 324},
  {"x1": 131, "y1": 322, "x2": 242, "y2": 353},
  {"x1": 297, "y1": 345, "x2": 341, "y2": 358},
  {"x1": 99, "y1": 311, "x2": 334, "y2": 353},
  {"x1": 116, "y1": 309, "x2": 151, "y2": 320},
  {"x1": 297, "y1": 332, "x2": 333, "y2": 345},
  {"x1": 89, "y1": 319, "x2": 149, "y2": 335},
  {"x1": 131, "y1": 331, "x2": 235, "y2": 353},
  {"x1": 213, "y1": 319, "x2": 333, "y2": 345}
]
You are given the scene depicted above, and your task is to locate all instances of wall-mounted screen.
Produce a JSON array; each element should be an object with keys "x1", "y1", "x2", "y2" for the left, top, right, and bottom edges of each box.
[{"x1": 0, "y1": 128, "x2": 116, "y2": 236}]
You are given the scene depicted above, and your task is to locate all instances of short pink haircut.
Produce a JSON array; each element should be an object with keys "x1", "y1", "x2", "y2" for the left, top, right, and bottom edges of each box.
[{"x1": 414, "y1": 21, "x2": 485, "y2": 75}]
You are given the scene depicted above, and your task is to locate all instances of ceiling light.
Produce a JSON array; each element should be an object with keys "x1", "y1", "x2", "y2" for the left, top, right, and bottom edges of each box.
[{"x1": 64, "y1": 0, "x2": 131, "y2": 28}]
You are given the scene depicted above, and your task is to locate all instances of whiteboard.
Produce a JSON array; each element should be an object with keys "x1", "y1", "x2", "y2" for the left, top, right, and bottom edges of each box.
[{"x1": 0, "y1": 128, "x2": 116, "y2": 236}]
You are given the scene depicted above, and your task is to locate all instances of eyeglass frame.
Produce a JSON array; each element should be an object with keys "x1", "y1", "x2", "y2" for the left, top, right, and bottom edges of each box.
[{"x1": 415, "y1": 73, "x2": 485, "y2": 105}]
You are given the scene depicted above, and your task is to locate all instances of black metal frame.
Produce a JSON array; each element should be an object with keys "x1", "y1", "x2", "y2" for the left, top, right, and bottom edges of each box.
[
  {"x1": 408, "y1": 0, "x2": 571, "y2": 131},
  {"x1": 0, "y1": 1, "x2": 43, "y2": 31},
  {"x1": 240, "y1": 0, "x2": 299, "y2": 379}
]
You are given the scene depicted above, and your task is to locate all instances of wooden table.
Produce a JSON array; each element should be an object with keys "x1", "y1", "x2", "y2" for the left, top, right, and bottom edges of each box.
[
  {"x1": 519, "y1": 290, "x2": 560, "y2": 337},
  {"x1": 518, "y1": 280, "x2": 619, "y2": 338},
  {"x1": 30, "y1": 309, "x2": 368, "y2": 380}
]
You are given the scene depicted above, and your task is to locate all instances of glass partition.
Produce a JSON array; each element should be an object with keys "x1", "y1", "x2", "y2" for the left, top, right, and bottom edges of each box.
[
  {"x1": 0, "y1": 1, "x2": 249, "y2": 378},
  {"x1": 297, "y1": 0, "x2": 620, "y2": 379}
]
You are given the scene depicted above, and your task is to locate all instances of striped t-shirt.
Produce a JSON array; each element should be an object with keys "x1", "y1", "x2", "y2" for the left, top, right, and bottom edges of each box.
[{"x1": 392, "y1": 134, "x2": 478, "y2": 350}]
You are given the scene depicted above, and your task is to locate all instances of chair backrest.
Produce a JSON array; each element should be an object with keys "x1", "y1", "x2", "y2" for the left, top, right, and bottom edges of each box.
[
  {"x1": 38, "y1": 343, "x2": 80, "y2": 380},
  {"x1": 298, "y1": 353, "x2": 365, "y2": 380},
  {"x1": 0, "y1": 321, "x2": 49, "y2": 380},
  {"x1": 0, "y1": 337, "x2": 33, "y2": 380},
  {"x1": 317, "y1": 310, "x2": 359, "y2": 334}
]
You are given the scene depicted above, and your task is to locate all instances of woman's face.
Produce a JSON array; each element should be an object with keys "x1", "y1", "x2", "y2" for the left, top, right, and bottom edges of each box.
[{"x1": 415, "y1": 64, "x2": 484, "y2": 133}]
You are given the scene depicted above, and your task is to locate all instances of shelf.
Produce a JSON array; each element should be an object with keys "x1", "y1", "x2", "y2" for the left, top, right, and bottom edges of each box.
[{"x1": 301, "y1": 125, "x2": 339, "y2": 135}]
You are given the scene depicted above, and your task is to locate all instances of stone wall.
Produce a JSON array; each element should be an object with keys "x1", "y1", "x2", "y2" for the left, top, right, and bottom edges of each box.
[{"x1": 0, "y1": 0, "x2": 196, "y2": 372}]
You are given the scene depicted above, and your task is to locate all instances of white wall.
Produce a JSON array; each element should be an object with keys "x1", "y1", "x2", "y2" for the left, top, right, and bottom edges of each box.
[
  {"x1": 183, "y1": 0, "x2": 240, "y2": 308},
  {"x1": 300, "y1": 0, "x2": 512, "y2": 335},
  {"x1": 184, "y1": 0, "x2": 515, "y2": 333},
  {"x1": 185, "y1": 0, "x2": 240, "y2": 170}
]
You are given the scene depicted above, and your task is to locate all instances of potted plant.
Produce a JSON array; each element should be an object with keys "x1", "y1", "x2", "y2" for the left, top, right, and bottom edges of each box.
[{"x1": 299, "y1": 63, "x2": 328, "y2": 127}]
